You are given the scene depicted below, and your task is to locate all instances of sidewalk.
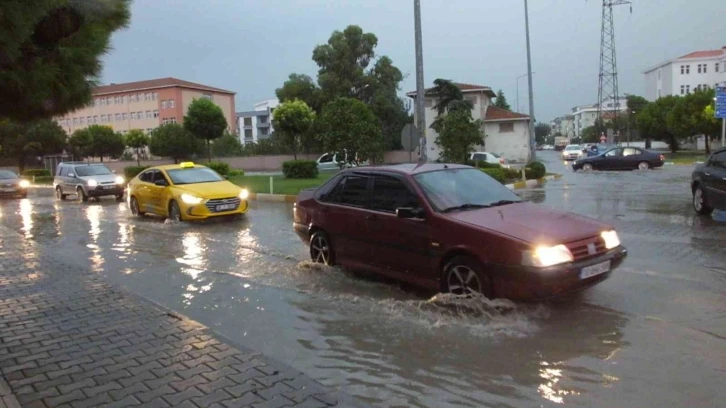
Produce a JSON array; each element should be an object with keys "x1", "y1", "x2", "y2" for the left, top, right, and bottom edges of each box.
[{"x1": 0, "y1": 226, "x2": 363, "y2": 408}]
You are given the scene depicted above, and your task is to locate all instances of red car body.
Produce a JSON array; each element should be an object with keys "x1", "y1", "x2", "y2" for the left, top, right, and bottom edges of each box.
[{"x1": 293, "y1": 164, "x2": 627, "y2": 301}]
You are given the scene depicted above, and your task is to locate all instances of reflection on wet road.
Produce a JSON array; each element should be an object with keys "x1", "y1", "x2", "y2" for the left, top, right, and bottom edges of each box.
[{"x1": 1, "y1": 153, "x2": 725, "y2": 407}]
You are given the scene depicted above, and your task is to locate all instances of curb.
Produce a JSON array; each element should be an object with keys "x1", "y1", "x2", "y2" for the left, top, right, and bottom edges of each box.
[
  {"x1": 250, "y1": 192, "x2": 297, "y2": 203},
  {"x1": 505, "y1": 174, "x2": 562, "y2": 191}
]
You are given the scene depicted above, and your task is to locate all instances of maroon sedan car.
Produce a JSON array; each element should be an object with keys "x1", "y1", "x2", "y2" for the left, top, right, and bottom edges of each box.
[{"x1": 293, "y1": 164, "x2": 627, "y2": 301}]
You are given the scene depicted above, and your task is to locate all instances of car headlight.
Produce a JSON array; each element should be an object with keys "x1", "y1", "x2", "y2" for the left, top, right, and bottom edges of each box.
[
  {"x1": 87, "y1": 180, "x2": 98, "y2": 187},
  {"x1": 238, "y1": 188, "x2": 249, "y2": 200},
  {"x1": 115, "y1": 176, "x2": 125, "y2": 185},
  {"x1": 601, "y1": 230, "x2": 620, "y2": 249},
  {"x1": 180, "y1": 193, "x2": 203, "y2": 204},
  {"x1": 18, "y1": 180, "x2": 30, "y2": 188},
  {"x1": 522, "y1": 244, "x2": 573, "y2": 267}
]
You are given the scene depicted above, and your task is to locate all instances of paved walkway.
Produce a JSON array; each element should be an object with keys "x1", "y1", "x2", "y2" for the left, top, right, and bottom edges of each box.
[{"x1": 0, "y1": 226, "x2": 363, "y2": 408}]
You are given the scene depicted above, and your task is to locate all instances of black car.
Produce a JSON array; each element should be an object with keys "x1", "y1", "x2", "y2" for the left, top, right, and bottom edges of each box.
[
  {"x1": 0, "y1": 170, "x2": 29, "y2": 198},
  {"x1": 692, "y1": 147, "x2": 726, "y2": 215},
  {"x1": 572, "y1": 147, "x2": 665, "y2": 171}
]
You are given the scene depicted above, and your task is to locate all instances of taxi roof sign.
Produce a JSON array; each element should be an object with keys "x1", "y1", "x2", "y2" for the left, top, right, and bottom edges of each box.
[{"x1": 179, "y1": 162, "x2": 195, "y2": 168}]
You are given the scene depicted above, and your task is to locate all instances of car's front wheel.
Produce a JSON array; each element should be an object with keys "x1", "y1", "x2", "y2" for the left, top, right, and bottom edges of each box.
[
  {"x1": 693, "y1": 185, "x2": 713, "y2": 215},
  {"x1": 129, "y1": 196, "x2": 144, "y2": 217},
  {"x1": 442, "y1": 256, "x2": 492, "y2": 298},
  {"x1": 56, "y1": 187, "x2": 67, "y2": 201},
  {"x1": 168, "y1": 200, "x2": 183, "y2": 222},
  {"x1": 310, "y1": 231, "x2": 335, "y2": 266},
  {"x1": 582, "y1": 163, "x2": 594, "y2": 172}
]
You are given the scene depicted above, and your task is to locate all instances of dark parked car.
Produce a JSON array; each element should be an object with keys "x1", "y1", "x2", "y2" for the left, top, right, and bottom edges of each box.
[
  {"x1": 572, "y1": 147, "x2": 665, "y2": 171},
  {"x1": 0, "y1": 170, "x2": 30, "y2": 198},
  {"x1": 692, "y1": 147, "x2": 726, "y2": 215},
  {"x1": 293, "y1": 164, "x2": 627, "y2": 301}
]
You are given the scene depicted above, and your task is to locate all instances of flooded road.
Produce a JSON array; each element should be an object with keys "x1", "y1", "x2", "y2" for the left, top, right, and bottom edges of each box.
[{"x1": 1, "y1": 152, "x2": 724, "y2": 407}]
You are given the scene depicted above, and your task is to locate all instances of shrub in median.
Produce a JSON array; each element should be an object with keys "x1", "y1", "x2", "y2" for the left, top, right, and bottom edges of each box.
[
  {"x1": 282, "y1": 160, "x2": 319, "y2": 179},
  {"x1": 481, "y1": 168, "x2": 506, "y2": 184},
  {"x1": 33, "y1": 176, "x2": 54, "y2": 185},
  {"x1": 22, "y1": 168, "x2": 51, "y2": 177},
  {"x1": 227, "y1": 169, "x2": 245, "y2": 177},
  {"x1": 471, "y1": 160, "x2": 502, "y2": 169},
  {"x1": 207, "y1": 161, "x2": 230, "y2": 176},
  {"x1": 123, "y1": 166, "x2": 149, "y2": 180},
  {"x1": 525, "y1": 161, "x2": 546, "y2": 180}
]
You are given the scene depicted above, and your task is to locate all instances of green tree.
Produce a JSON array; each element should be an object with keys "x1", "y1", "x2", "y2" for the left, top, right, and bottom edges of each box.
[
  {"x1": 149, "y1": 123, "x2": 202, "y2": 163},
  {"x1": 667, "y1": 89, "x2": 717, "y2": 153},
  {"x1": 273, "y1": 100, "x2": 316, "y2": 160},
  {"x1": 0, "y1": 119, "x2": 66, "y2": 171},
  {"x1": 0, "y1": 1, "x2": 131, "y2": 122},
  {"x1": 211, "y1": 131, "x2": 243, "y2": 157},
  {"x1": 275, "y1": 74, "x2": 322, "y2": 112},
  {"x1": 184, "y1": 98, "x2": 228, "y2": 162},
  {"x1": 429, "y1": 79, "x2": 473, "y2": 133},
  {"x1": 434, "y1": 107, "x2": 484, "y2": 164},
  {"x1": 534, "y1": 123, "x2": 551, "y2": 145},
  {"x1": 638, "y1": 95, "x2": 679, "y2": 152},
  {"x1": 626, "y1": 94, "x2": 651, "y2": 147},
  {"x1": 581, "y1": 126, "x2": 599, "y2": 143},
  {"x1": 494, "y1": 90, "x2": 511, "y2": 110},
  {"x1": 318, "y1": 98, "x2": 384, "y2": 166},
  {"x1": 67, "y1": 128, "x2": 92, "y2": 160},
  {"x1": 125, "y1": 129, "x2": 150, "y2": 166},
  {"x1": 313, "y1": 25, "x2": 377, "y2": 100},
  {"x1": 86, "y1": 125, "x2": 124, "y2": 161}
]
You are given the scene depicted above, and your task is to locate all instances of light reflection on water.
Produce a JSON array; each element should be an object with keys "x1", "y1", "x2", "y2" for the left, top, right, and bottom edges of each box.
[
  {"x1": 19, "y1": 199, "x2": 33, "y2": 238},
  {"x1": 177, "y1": 231, "x2": 206, "y2": 280},
  {"x1": 84, "y1": 205, "x2": 105, "y2": 272}
]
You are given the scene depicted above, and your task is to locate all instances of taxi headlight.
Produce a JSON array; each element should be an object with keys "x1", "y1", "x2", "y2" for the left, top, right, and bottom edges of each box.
[
  {"x1": 238, "y1": 188, "x2": 249, "y2": 200},
  {"x1": 522, "y1": 244, "x2": 573, "y2": 267},
  {"x1": 601, "y1": 230, "x2": 620, "y2": 249},
  {"x1": 19, "y1": 180, "x2": 30, "y2": 188},
  {"x1": 87, "y1": 180, "x2": 98, "y2": 187},
  {"x1": 115, "y1": 176, "x2": 125, "y2": 185},
  {"x1": 180, "y1": 193, "x2": 203, "y2": 205}
]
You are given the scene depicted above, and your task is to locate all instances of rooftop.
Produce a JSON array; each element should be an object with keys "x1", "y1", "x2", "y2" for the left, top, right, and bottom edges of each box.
[
  {"x1": 93, "y1": 77, "x2": 235, "y2": 96},
  {"x1": 406, "y1": 82, "x2": 497, "y2": 98},
  {"x1": 484, "y1": 106, "x2": 530, "y2": 121},
  {"x1": 348, "y1": 163, "x2": 471, "y2": 175},
  {"x1": 677, "y1": 47, "x2": 726, "y2": 60}
]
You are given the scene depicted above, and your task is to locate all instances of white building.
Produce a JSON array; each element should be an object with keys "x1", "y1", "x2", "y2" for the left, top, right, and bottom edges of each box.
[
  {"x1": 550, "y1": 115, "x2": 575, "y2": 140},
  {"x1": 406, "y1": 83, "x2": 532, "y2": 163},
  {"x1": 236, "y1": 98, "x2": 279, "y2": 144},
  {"x1": 643, "y1": 46, "x2": 726, "y2": 101},
  {"x1": 571, "y1": 96, "x2": 628, "y2": 139}
]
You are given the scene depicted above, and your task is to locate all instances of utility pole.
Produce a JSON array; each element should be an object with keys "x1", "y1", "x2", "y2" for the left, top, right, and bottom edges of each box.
[
  {"x1": 414, "y1": 0, "x2": 426, "y2": 162},
  {"x1": 524, "y1": 0, "x2": 536, "y2": 161}
]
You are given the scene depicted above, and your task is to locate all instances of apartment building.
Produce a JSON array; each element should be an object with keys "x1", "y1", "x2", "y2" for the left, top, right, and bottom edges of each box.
[
  {"x1": 236, "y1": 99, "x2": 279, "y2": 144},
  {"x1": 571, "y1": 96, "x2": 628, "y2": 139},
  {"x1": 56, "y1": 77, "x2": 236, "y2": 135},
  {"x1": 643, "y1": 46, "x2": 726, "y2": 100}
]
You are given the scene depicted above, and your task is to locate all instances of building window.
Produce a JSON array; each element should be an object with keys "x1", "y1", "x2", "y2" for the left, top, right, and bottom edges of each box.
[
  {"x1": 686, "y1": 65, "x2": 690, "y2": 74},
  {"x1": 202, "y1": 94, "x2": 212, "y2": 100},
  {"x1": 146, "y1": 128, "x2": 153, "y2": 134},
  {"x1": 686, "y1": 85, "x2": 690, "y2": 94},
  {"x1": 680, "y1": 85, "x2": 685, "y2": 95},
  {"x1": 122, "y1": 113, "x2": 128, "y2": 120},
  {"x1": 244, "y1": 129, "x2": 252, "y2": 139},
  {"x1": 243, "y1": 117, "x2": 252, "y2": 126},
  {"x1": 115, "y1": 96, "x2": 121, "y2": 104},
  {"x1": 259, "y1": 115, "x2": 268, "y2": 124},
  {"x1": 168, "y1": 99, "x2": 175, "y2": 108},
  {"x1": 161, "y1": 100, "x2": 168, "y2": 109},
  {"x1": 100, "y1": 114, "x2": 106, "y2": 122},
  {"x1": 260, "y1": 127, "x2": 269, "y2": 136},
  {"x1": 716, "y1": 63, "x2": 720, "y2": 73},
  {"x1": 130, "y1": 112, "x2": 137, "y2": 120},
  {"x1": 115, "y1": 113, "x2": 122, "y2": 121},
  {"x1": 152, "y1": 92, "x2": 158, "y2": 101},
  {"x1": 153, "y1": 110, "x2": 159, "y2": 118},
  {"x1": 72, "y1": 118, "x2": 78, "y2": 126},
  {"x1": 425, "y1": 98, "x2": 434, "y2": 108},
  {"x1": 697, "y1": 64, "x2": 702, "y2": 74},
  {"x1": 145, "y1": 110, "x2": 152, "y2": 119},
  {"x1": 499, "y1": 122, "x2": 515, "y2": 133},
  {"x1": 94, "y1": 115, "x2": 99, "y2": 124},
  {"x1": 681, "y1": 65, "x2": 685, "y2": 74},
  {"x1": 144, "y1": 92, "x2": 151, "y2": 101}
]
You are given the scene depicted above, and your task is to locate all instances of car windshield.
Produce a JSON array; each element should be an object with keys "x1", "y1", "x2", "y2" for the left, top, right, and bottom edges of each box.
[
  {"x1": 490, "y1": 152, "x2": 501, "y2": 158},
  {"x1": 413, "y1": 168, "x2": 522, "y2": 212},
  {"x1": 0, "y1": 170, "x2": 18, "y2": 179},
  {"x1": 565, "y1": 145, "x2": 579, "y2": 151},
  {"x1": 74, "y1": 165, "x2": 112, "y2": 176},
  {"x1": 167, "y1": 167, "x2": 224, "y2": 185}
]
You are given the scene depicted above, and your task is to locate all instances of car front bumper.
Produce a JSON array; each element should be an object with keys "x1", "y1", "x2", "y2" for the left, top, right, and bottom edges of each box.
[
  {"x1": 182, "y1": 199, "x2": 249, "y2": 219},
  {"x1": 0, "y1": 187, "x2": 26, "y2": 197},
  {"x1": 494, "y1": 246, "x2": 627, "y2": 301}
]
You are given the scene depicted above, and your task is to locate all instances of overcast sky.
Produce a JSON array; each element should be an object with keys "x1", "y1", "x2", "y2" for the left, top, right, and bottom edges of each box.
[{"x1": 102, "y1": 0, "x2": 726, "y2": 122}]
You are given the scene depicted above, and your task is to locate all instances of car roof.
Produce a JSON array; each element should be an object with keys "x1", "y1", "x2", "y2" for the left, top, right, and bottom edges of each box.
[
  {"x1": 342, "y1": 163, "x2": 472, "y2": 176},
  {"x1": 153, "y1": 164, "x2": 208, "y2": 171},
  {"x1": 60, "y1": 162, "x2": 107, "y2": 167}
]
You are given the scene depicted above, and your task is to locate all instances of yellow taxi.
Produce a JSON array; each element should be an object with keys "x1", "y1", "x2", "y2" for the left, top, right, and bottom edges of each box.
[{"x1": 126, "y1": 162, "x2": 249, "y2": 221}]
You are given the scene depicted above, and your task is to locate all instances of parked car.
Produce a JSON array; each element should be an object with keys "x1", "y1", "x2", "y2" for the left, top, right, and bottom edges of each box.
[
  {"x1": 126, "y1": 162, "x2": 249, "y2": 222},
  {"x1": 691, "y1": 147, "x2": 726, "y2": 215},
  {"x1": 572, "y1": 147, "x2": 665, "y2": 172},
  {"x1": 562, "y1": 144, "x2": 583, "y2": 161},
  {"x1": 317, "y1": 152, "x2": 368, "y2": 171},
  {"x1": 292, "y1": 164, "x2": 627, "y2": 301},
  {"x1": 0, "y1": 170, "x2": 30, "y2": 198},
  {"x1": 54, "y1": 162, "x2": 125, "y2": 202},
  {"x1": 469, "y1": 151, "x2": 509, "y2": 167}
]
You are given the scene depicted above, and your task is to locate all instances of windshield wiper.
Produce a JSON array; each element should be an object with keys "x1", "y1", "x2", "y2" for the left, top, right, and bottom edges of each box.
[
  {"x1": 488, "y1": 200, "x2": 520, "y2": 207},
  {"x1": 442, "y1": 203, "x2": 491, "y2": 213}
]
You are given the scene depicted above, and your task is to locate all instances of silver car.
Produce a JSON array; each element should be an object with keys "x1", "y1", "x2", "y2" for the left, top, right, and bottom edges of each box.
[
  {"x1": 0, "y1": 170, "x2": 30, "y2": 198},
  {"x1": 54, "y1": 162, "x2": 125, "y2": 202}
]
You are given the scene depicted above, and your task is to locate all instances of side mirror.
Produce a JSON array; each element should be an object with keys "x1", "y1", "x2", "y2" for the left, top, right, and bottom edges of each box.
[
  {"x1": 396, "y1": 207, "x2": 425, "y2": 219},
  {"x1": 154, "y1": 179, "x2": 167, "y2": 187}
]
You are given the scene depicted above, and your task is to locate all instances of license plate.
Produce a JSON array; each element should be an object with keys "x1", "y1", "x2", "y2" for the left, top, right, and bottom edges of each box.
[
  {"x1": 1, "y1": 188, "x2": 15, "y2": 192},
  {"x1": 103, "y1": 185, "x2": 115, "y2": 189},
  {"x1": 580, "y1": 260, "x2": 611, "y2": 279},
  {"x1": 216, "y1": 204, "x2": 236, "y2": 211}
]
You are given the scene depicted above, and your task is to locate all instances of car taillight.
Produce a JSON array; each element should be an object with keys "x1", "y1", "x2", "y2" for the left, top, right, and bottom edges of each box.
[
  {"x1": 660, "y1": 154, "x2": 665, "y2": 162},
  {"x1": 499, "y1": 158, "x2": 505, "y2": 164}
]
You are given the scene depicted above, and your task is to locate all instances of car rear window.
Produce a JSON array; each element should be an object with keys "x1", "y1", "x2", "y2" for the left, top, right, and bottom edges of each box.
[{"x1": 325, "y1": 176, "x2": 368, "y2": 207}]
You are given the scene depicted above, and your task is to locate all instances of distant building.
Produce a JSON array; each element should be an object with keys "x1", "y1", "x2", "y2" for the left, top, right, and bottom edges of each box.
[
  {"x1": 236, "y1": 99, "x2": 279, "y2": 144},
  {"x1": 643, "y1": 46, "x2": 726, "y2": 101},
  {"x1": 550, "y1": 115, "x2": 575, "y2": 140},
  {"x1": 407, "y1": 83, "x2": 532, "y2": 162},
  {"x1": 54, "y1": 77, "x2": 236, "y2": 135},
  {"x1": 571, "y1": 96, "x2": 628, "y2": 139}
]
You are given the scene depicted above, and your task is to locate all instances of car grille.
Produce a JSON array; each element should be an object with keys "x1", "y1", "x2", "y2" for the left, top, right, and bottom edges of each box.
[
  {"x1": 205, "y1": 197, "x2": 240, "y2": 212},
  {"x1": 566, "y1": 236, "x2": 607, "y2": 261},
  {"x1": 100, "y1": 181, "x2": 115, "y2": 185},
  {"x1": 1, "y1": 183, "x2": 14, "y2": 188}
]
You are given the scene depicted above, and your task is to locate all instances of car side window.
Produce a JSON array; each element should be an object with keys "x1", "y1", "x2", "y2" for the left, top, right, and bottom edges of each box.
[
  {"x1": 712, "y1": 152, "x2": 726, "y2": 168},
  {"x1": 138, "y1": 170, "x2": 153, "y2": 183},
  {"x1": 326, "y1": 176, "x2": 368, "y2": 207},
  {"x1": 319, "y1": 154, "x2": 333, "y2": 163},
  {"x1": 605, "y1": 149, "x2": 622, "y2": 157},
  {"x1": 370, "y1": 176, "x2": 420, "y2": 213},
  {"x1": 623, "y1": 148, "x2": 638, "y2": 157},
  {"x1": 151, "y1": 170, "x2": 167, "y2": 185},
  {"x1": 472, "y1": 153, "x2": 486, "y2": 162},
  {"x1": 59, "y1": 166, "x2": 68, "y2": 177}
]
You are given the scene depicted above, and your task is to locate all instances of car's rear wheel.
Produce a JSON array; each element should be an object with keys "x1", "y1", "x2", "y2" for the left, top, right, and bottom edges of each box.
[
  {"x1": 168, "y1": 200, "x2": 182, "y2": 222},
  {"x1": 693, "y1": 185, "x2": 713, "y2": 215},
  {"x1": 76, "y1": 186, "x2": 88, "y2": 202},
  {"x1": 638, "y1": 161, "x2": 651, "y2": 170},
  {"x1": 442, "y1": 256, "x2": 492, "y2": 298},
  {"x1": 582, "y1": 163, "x2": 594, "y2": 172},
  {"x1": 129, "y1": 196, "x2": 144, "y2": 217},
  {"x1": 56, "y1": 187, "x2": 67, "y2": 201},
  {"x1": 310, "y1": 231, "x2": 335, "y2": 266}
]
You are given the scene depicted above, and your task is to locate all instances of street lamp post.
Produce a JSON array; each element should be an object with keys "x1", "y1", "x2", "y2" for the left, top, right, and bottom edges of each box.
[
  {"x1": 523, "y1": 0, "x2": 536, "y2": 162},
  {"x1": 515, "y1": 73, "x2": 533, "y2": 113}
]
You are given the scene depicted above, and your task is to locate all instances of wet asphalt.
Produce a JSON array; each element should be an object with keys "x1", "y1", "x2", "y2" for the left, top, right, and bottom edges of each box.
[{"x1": 0, "y1": 151, "x2": 724, "y2": 408}]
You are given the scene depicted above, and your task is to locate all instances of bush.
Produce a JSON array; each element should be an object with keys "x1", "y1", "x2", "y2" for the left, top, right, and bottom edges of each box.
[
  {"x1": 206, "y1": 161, "x2": 230, "y2": 176},
  {"x1": 525, "y1": 161, "x2": 546, "y2": 180},
  {"x1": 282, "y1": 160, "x2": 319, "y2": 179},
  {"x1": 22, "y1": 168, "x2": 51, "y2": 177},
  {"x1": 123, "y1": 166, "x2": 149, "y2": 180},
  {"x1": 480, "y1": 168, "x2": 506, "y2": 184},
  {"x1": 468, "y1": 160, "x2": 502, "y2": 169},
  {"x1": 227, "y1": 169, "x2": 245, "y2": 177},
  {"x1": 33, "y1": 176, "x2": 54, "y2": 185}
]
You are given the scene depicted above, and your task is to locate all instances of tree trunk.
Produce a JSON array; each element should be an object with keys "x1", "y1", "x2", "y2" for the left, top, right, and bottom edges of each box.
[
  {"x1": 207, "y1": 140, "x2": 211, "y2": 163},
  {"x1": 17, "y1": 156, "x2": 25, "y2": 174},
  {"x1": 136, "y1": 148, "x2": 141, "y2": 166},
  {"x1": 100, "y1": 155, "x2": 104, "y2": 162},
  {"x1": 292, "y1": 136, "x2": 297, "y2": 160}
]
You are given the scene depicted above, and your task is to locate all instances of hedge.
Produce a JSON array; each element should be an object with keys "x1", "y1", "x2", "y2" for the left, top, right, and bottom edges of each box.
[
  {"x1": 525, "y1": 161, "x2": 546, "y2": 180},
  {"x1": 469, "y1": 160, "x2": 502, "y2": 169},
  {"x1": 207, "y1": 161, "x2": 230, "y2": 176},
  {"x1": 22, "y1": 168, "x2": 51, "y2": 177},
  {"x1": 228, "y1": 169, "x2": 245, "y2": 177},
  {"x1": 282, "y1": 160, "x2": 319, "y2": 179},
  {"x1": 33, "y1": 176, "x2": 54, "y2": 185},
  {"x1": 123, "y1": 166, "x2": 149, "y2": 180},
  {"x1": 481, "y1": 168, "x2": 522, "y2": 184}
]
